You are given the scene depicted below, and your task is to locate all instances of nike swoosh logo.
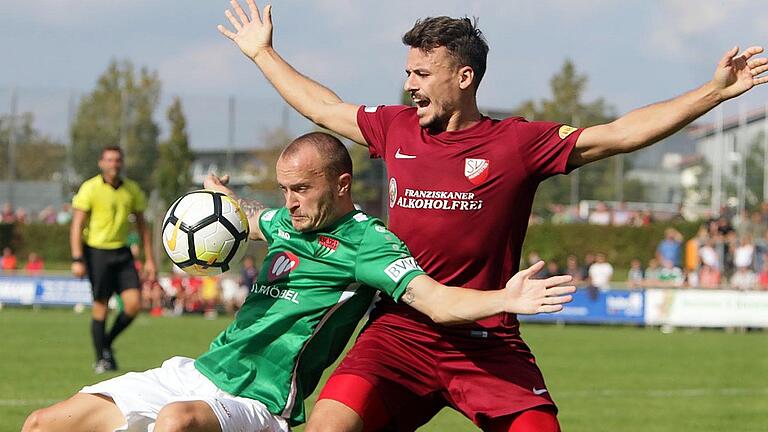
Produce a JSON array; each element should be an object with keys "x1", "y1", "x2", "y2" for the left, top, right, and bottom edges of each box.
[
  {"x1": 533, "y1": 387, "x2": 548, "y2": 395},
  {"x1": 167, "y1": 217, "x2": 183, "y2": 250},
  {"x1": 395, "y1": 149, "x2": 417, "y2": 159}
]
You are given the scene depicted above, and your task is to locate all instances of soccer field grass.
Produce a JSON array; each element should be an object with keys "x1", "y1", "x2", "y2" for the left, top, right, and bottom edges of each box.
[{"x1": 1, "y1": 308, "x2": 766, "y2": 432}]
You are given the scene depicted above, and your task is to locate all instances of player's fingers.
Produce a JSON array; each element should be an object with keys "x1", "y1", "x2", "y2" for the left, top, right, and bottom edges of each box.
[
  {"x1": 751, "y1": 64, "x2": 768, "y2": 77},
  {"x1": 740, "y1": 46, "x2": 764, "y2": 61},
  {"x1": 248, "y1": 0, "x2": 263, "y2": 24},
  {"x1": 217, "y1": 25, "x2": 237, "y2": 40},
  {"x1": 546, "y1": 294, "x2": 573, "y2": 305},
  {"x1": 754, "y1": 75, "x2": 768, "y2": 85},
  {"x1": 225, "y1": 9, "x2": 243, "y2": 31},
  {"x1": 546, "y1": 285, "x2": 576, "y2": 297},
  {"x1": 720, "y1": 46, "x2": 739, "y2": 66},
  {"x1": 747, "y1": 57, "x2": 768, "y2": 68},
  {"x1": 543, "y1": 274, "x2": 572, "y2": 287},
  {"x1": 537, "y1": 304, "x2": 563, "y2": 314},
  {"x1": 263, "y1": 4, "x2": 272, "y2": 26},
  {"x1": 521, "y1": 260, "x2": 545, "y2": 278},
  {"x1": 220, "y1": 174, "x2": 231, "y2": 185},
  {"x1": 230, "y1": 0, "x2": 250, "y2": 25}
]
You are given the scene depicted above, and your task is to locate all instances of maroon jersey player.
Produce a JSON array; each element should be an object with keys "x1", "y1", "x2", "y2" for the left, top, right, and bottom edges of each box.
[{"x1": 218, "y1": 1, "x2": 767, "y2": 431}]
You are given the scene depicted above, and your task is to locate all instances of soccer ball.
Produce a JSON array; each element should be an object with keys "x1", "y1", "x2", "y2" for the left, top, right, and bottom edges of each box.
[{"x1": 162, "y1": 190, "x2": 250, "y2": 276}]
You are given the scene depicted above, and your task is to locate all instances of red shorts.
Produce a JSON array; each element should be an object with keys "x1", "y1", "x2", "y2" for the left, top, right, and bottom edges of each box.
[{"x1": 320, "y1": 315, "x2": 555, "y2": 430}]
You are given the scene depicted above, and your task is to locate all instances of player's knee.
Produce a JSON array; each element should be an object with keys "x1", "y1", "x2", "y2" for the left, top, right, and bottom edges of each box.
[
  {"x1": 22, "y1": 408, "x2": 50, "y2": 432},
  {"x1": 155, "y1": 402, "x2": 207, "y2": 432}
]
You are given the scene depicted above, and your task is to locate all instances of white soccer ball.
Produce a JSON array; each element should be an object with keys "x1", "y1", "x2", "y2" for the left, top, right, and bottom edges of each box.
[{"x1": 162, "y1": 190, "x2": 250, "y2": 276}]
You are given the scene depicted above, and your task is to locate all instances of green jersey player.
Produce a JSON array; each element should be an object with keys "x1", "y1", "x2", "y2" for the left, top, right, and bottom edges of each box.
[{"x1": 23, "y1": 132, "x2": 575, "y2": 432}]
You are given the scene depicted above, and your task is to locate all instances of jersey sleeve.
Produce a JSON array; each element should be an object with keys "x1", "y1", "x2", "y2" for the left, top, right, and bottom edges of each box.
[
  {"x1": 71, "y1": 181, "x2": 92, "y2": 211},
  {"x1": 131, "y1": 183, "x2": 148, "y2": 213},
  {"x1": 354, "y1": 221, "x2": 426, "y2": 302},
  {"x1": 356, "y1": 105, "x2": 412, "y2": 158},
  {"x1": 513, "y1": 120, "x2": 583, "y2": 178},
  {"x1": 257, "y1": 208, "x2": 281, "y2": 245}
]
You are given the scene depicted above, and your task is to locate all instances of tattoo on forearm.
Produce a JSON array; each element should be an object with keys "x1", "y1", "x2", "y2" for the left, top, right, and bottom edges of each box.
[
  {"x1": 403, "y1": 285, "x2": 416, "y2": 305},
  {"x1": 238, "y1": 199, "x2": 266, "y2": 218}
]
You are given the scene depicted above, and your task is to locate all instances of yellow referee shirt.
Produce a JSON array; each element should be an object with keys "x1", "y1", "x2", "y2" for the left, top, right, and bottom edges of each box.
[{"x1": 72, "y1": 175, "x2": 147, "y2": 250}]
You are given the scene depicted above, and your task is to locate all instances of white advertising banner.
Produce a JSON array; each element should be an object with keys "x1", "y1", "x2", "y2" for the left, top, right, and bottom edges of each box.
[{"x1": 645, "y1": 289, "x2": 768, "y2": 327}]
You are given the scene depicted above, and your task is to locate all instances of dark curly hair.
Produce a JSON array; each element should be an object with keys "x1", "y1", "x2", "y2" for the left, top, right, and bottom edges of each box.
[{"x1": 402, "y1": 16, "x2": 489, "y2": 88}]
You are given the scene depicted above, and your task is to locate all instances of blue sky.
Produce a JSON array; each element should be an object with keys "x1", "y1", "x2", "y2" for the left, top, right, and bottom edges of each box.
[{"x1": 1, "y1": 0, "x2": 767, "y2": 148}]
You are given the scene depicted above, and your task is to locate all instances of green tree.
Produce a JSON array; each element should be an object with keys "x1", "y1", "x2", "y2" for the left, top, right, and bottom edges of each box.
[
  {"x1": 512, "y1": 60, "x2": 647, "y2": 213},
  {"x1": 155, "y1": 97, "x2": 194, "y2": 206},
  {"x1": 0, "y1": 113, "x2": 66, "y2": 181},
  {"x1": 70, "y1": 60, "x2": 161, "y2": 191}
]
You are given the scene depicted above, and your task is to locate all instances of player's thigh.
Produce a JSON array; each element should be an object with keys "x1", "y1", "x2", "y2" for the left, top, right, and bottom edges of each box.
[
  {"x1": 115, "y1": 249, "x2": 141, "y2": 293},
  {"x1": 23, "y1": 393, "x2": 124, "y2": 432},
  {"x1": 86, "y1": 248, "x2": 118, "y2": 301},
  {"x1": 155, "y1": 400, "x2": 221, "y2": 432},
  {"x1": 486, "y1": 406, "x2": 560, "y2": 432},
  {"x1": 440, "y1": 342, "x2": 556, "y2": 428}
]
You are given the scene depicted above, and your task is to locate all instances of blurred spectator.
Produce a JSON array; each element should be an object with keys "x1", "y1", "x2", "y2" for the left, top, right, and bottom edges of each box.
[
  {"x1": 612, "y1": 202, "x2": 633, "y2": 226},
  {"x1": 758, "y1": 254, "x2": 768, "y2": 290},
  {"x1": 15, "y1": 207, "x2": 28, "y2": 224},
  {"x1": 542, "y1": 259, "x2": 561, "y2": 278},
  {"x1": 582, "y1": 253, "x2": 595, "y2": 277},
  {"x1": 588, "y1": 253, "x2": 613, "y2": 291},
  {"x1": 141, "y1": 278, "x2": 165, "y2": 317},
  {"x1": 564, "y1": 254, "x2": 586, "y2": 283},
  {"x1": 549, "y1": 204, "x2": 570, "y2": 225},
  {"x1": 201, "y1": 276, "x2": 220, "y2": 319},
  {"x1": 698, "y1": 263, "x2": 721, "y2": 289},
  {"x1": 1, "y1": 203, "x2": 15, "y2": 223},
  {"x1": 733, "y1": 235, "x2": 755, "y2": 270},
  {"x1": 528, "y1": 212, "x2": 544, "y2": 225},
  {"x1": 56, "y1": 203, "x2": 72, "y2": 225},
  {"x1": 657, "y1": 259, "x2": 684, "y2": 287},
  {"x1": 588, "y1": 201, "x2": 611, "y2": 225},
  {"x1": 684, "y1": 226, "x2": 707, "y2": 272},
  {"x1": 24, "y1": 252, "x2": 44, "y2": 274},
  {"x1": 1, "y1": 247, "x2": 17, "y2": 271},
  {"x1": 645, "y1": 258, "x2": 662, "y2": 286},
  {"x1": 656, "y1": 227, "x2": 683, "y2": 267},
  {"x1": 730, "y1": 266, "x2": 757, "y2": 290},
  {"x1": 221, "y1": 277, "x2": 246, "y2": 315},
  {"x1": 699, "y1": 239, "x2": 720, "y2": 270},
  {"x1": 627, "y1": 258, "x2": 644, "y2": 288},
  {"x1": 37, "y1": 206, "x2": 57, "y2": 224}
]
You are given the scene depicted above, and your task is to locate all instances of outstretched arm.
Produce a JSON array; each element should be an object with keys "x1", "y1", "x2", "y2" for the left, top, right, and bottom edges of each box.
[
  {"x1": 404, "y1": 261, "x2": 575, "y2": 325},
  {"x1": 571, "y1": 46, "x2": 768, "y2": 166},
  {"x1": 218, "y1": 0, "x2": 365, "y2": 144},
  {"x1": 203, "y1": 173, "x2": 267, "y2": 241}
]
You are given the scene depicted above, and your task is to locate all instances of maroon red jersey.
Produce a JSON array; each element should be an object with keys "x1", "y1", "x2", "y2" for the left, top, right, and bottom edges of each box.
[{"x1": 357, "y1": 105, "x2": 582, "y2": 330}]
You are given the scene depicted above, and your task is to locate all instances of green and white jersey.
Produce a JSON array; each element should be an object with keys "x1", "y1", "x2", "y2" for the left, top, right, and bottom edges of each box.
[{"x1": 195, "y1": 208, "x2": 425, "y2": 426}]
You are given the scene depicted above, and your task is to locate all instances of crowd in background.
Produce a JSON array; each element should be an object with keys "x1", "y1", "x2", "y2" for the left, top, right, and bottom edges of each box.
[
  {"x1": 528, "y1": 204, "x2": 768, "y2": 290},
  {"x1": 1, "y1": 202, "x2": 72, "y2": 225}
]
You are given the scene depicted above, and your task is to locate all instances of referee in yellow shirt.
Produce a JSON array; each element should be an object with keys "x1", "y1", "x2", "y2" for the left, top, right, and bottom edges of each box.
[{"x1": 70, "y1": 146, "x2": 157, "y2": 373}]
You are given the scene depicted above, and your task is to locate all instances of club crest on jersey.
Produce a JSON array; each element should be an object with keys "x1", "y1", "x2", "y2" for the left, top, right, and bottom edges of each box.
[
  {"x1": 267, "y1": 251, "x2": 299, "y2": 282},
  {"x1": 317, "y1": 235, "x2": 339, "y2": 257},
  {"x1": 389, "y1": 177, "x2": 398, "y2": 208},
  {"x1": 464, "y1": 158, "x2": 490, "y2": 185}
]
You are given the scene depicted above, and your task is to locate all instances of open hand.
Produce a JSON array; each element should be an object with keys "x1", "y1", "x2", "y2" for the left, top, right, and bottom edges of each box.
[
  {"x1": 218, "y1": 0, "x2": 273, "y2": 61},
  {"x1": 503, "y1": 261, "x2": 576, "y2": 315},
  {"x1": 713, "y1": 46, "x2": 768, "y2": 101}
]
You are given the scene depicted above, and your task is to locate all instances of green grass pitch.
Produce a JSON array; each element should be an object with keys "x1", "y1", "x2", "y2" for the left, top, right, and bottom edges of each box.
[{"x1": 1, "y1": 308, "x2": 766, "y2": 431}]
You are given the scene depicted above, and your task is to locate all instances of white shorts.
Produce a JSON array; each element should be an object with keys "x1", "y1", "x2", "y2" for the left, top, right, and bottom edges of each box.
[{"x1": 80, "y1": 356, "x2": 289, "y2": 432}]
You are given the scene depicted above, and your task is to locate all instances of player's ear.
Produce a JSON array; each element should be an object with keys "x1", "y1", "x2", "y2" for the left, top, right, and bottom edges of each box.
[
  {"x1": 337, "y1": 173, "x2": 352, "y2": 196},
  {"x1": 458, "y1": 65, "x2": 474, "y2": 90}
]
